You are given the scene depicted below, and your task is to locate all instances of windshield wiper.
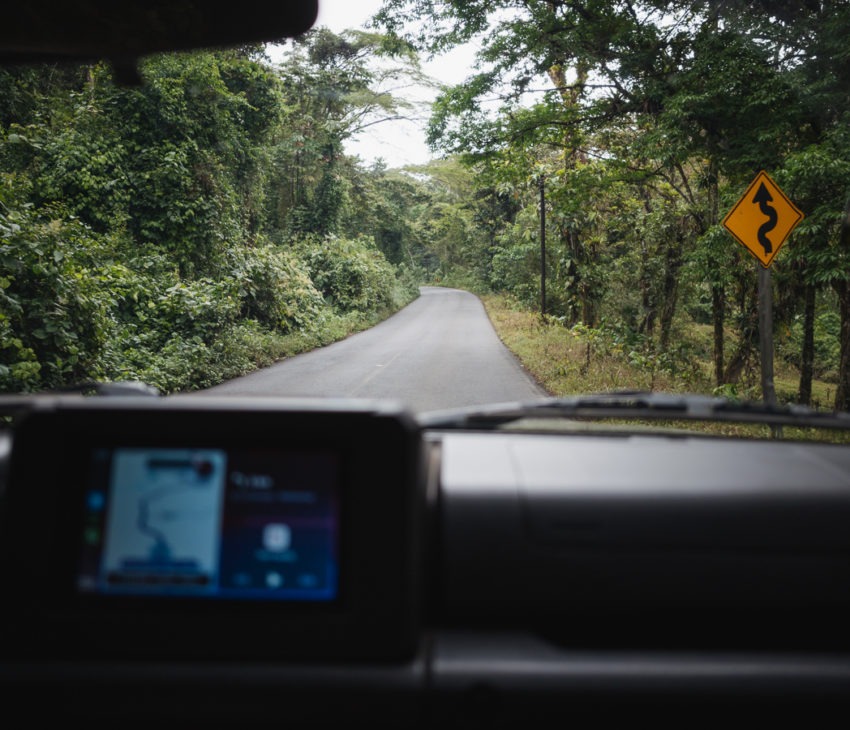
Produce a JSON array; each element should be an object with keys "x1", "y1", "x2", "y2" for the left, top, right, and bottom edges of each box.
[{"x1": 418, "y1": 390, "x2": 850, "y2": 433}]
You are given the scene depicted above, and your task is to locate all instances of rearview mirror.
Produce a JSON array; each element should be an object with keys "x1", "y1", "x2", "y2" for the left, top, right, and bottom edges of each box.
[{"x1": 0, "y1": 0, "x2": 318, "y2": 65}]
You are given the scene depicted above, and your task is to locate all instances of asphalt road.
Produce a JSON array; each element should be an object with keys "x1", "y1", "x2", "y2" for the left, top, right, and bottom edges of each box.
[{"x1": 198, "y1": 286, "x2": 547, "y2": 414}]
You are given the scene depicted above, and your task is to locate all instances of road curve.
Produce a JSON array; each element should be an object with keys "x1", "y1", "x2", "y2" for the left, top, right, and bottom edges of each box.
[{"x1": 197, "y1": 286, "x2": 547, "y2": 413}]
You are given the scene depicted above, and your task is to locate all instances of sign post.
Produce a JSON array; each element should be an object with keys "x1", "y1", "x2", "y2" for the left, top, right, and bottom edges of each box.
[
  {"x1": 722, "y1": 170, "x2": 804, "y2": 408},
  {"x1": 758, "y1": 265, "x2": 776, "y2": 406}
]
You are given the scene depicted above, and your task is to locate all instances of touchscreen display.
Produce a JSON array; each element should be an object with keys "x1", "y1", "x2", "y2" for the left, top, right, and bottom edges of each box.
[{"x1": 77, "y1": 447, "x2": 340, "y2": 601}]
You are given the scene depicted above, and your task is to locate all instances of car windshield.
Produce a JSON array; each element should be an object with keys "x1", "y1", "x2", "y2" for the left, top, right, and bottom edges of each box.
[{"x1": 2, "y1": 0, "x2": 850, "y2": 442}]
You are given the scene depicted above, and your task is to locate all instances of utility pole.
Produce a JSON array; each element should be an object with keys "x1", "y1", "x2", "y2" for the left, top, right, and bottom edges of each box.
[{"x1": 539, "y1": 174, "x2": 546, "y2": 318}]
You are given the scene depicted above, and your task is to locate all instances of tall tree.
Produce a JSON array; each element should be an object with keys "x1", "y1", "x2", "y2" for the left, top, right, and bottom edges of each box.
[{"x1": 271, "y1": 27, "x2": 430, "y2": 236}]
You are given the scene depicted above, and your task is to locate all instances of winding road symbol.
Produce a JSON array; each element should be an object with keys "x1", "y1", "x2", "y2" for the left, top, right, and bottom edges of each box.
[
  {"x1": 722, "y1": 171, "x2": 804, "y2": 268},
  {"x1": 752, "y1": 182, "x2": 778, "y2": 255}
]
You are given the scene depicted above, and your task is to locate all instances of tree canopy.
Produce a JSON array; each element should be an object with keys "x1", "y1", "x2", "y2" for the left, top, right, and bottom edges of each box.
[{"x1": 374, "y1": 0, "x2": 850, "y2": 407}]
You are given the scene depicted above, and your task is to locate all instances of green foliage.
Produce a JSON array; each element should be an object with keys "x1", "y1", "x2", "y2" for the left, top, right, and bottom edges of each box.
[
  {"x1": 489, "y1": 205, "x2": 541, "y2": 307},
  {"x1": 0, "y1": 43, "x2": 424, "y2": 395},
  {"x1": 270, "y1": 28, "x2": 427, "y2": 238},
  {"x1": 299, "y1": 235, "x2": 406, "y2": 313},
  {"x1": 779, "y1": 139, "x2": 850, "y2": 286},
  {"x1": 228, "y1": 243, "x2": 325, "y2": 332},
  {"x1": 0, "y1": 179, "x2": 115, "y2": 391},
  {"x1": 779, "y1": 308, "x2": 843, "y2": 381}
]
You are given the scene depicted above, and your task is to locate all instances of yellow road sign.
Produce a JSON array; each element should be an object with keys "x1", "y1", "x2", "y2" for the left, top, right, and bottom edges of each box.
[{"x1": 722, "y1": 170, "x2": 804, "y2": 268}]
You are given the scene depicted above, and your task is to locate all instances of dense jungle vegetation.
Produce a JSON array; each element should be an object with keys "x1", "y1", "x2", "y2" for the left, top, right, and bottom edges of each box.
[
  {"x1": 0, "y1": 32, "x2": 431, "y2": 394},
  {"x1": 374, "y1": 0, "x2": 850, "y2": 411},
  {"x1": 3, "y1": 1, "x2": 850, "y2": 410}
]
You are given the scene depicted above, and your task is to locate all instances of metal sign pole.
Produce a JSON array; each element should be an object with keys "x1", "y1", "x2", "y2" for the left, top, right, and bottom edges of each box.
[{"x1": 758, "y1": 264, "x2": 777, "y2": 407}]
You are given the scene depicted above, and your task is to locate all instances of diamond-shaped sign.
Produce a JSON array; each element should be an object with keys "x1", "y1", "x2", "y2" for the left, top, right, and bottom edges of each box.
[{"x1": 722, "y1": 170, "x2": 804, "y2": 268}]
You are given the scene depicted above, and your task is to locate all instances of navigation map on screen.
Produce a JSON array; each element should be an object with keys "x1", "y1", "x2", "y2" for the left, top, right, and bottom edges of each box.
[{"x1": 77, "y1": 447, "x2": 339, "y2": 601}]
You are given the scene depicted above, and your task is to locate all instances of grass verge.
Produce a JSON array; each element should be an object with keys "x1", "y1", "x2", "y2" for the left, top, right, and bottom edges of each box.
[{"x1": 480, "y1": 292, "x2": 850, "y2": 442}]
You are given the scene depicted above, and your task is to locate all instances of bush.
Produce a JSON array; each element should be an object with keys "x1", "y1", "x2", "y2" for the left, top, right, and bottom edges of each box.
[
  {"x1": 780, "y1": 309, "x2": 842, "y2": 381},
  {"x1": 489, "y1": 229, "x2": 540, "y2": 309},
  {"x1": 0, "y1": 185, "x2": 116, "y2": 391},
  {"x1": 228, "y1": 243, "x2": 325, "y2": 332},
  {"x1": 299, "y1": 235, "x2": 402, "y2": 313}
]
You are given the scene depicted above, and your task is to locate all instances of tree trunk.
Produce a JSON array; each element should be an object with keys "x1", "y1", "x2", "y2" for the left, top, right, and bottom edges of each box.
[
  {"x1": 834, "y1": 196, "x2": 850, "y2": 411},
  {"x1": 547, "y1": 59, "x2": 591, "y2": 326},
  {"x1": 581, "y1": 282, "x2": 596, "y2": 328},
  {"x1": 712, "y1": 285, "x2": 725, "y2": 385},
  {"x1": 798, "y1": 283, "x2": 815, "y2": 406},
  {"x1": 723, "y1": 289, "x2": 759, "y2": 385},
  {"x1": 835, "y1": 281, "x2": 850, "y2": 411},
  {"x1": 723, "y1": 280, "x2": 759, "y2": 383},
  {"x1": 639, "y1": 238, "x2": 655, "y2": 337},
  {"x1": 706, "y1": 154, "x2": 725, "y2": 386},
  {"x1": 565, "y1": 227, "x2": 583, "y2": 326},
  {"x1": 659, "y1": 235, "x2": 684, "y2": 351}
]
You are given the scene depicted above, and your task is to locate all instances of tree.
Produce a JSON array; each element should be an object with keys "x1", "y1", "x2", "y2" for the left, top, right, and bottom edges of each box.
[{"x1": 270, "y1": 27, "x2": 431, "y2": 237}]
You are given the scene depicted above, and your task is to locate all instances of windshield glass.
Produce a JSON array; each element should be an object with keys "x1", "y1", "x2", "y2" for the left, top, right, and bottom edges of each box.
[{"x1": 2, "y1": 0, "x2": 850, "y2": 441}]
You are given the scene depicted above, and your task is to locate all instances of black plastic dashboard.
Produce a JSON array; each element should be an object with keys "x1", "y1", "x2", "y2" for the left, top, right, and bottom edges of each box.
[{"x1": 1, "y1": 396, "x2": 849, "y2": 725}]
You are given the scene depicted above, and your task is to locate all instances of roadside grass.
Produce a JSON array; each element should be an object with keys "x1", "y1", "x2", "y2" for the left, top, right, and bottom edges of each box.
[
  {"x1": 481, "y1": 293, "x2": 713, "y2": 396},
  {"x1": 481, "y1": 292, "x2": 850, "y2": 442}
]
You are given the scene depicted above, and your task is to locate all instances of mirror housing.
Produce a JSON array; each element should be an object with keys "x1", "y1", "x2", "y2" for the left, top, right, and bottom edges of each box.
[{"x1": 0, "y1": 1, "x2": 318, "y2": 67}]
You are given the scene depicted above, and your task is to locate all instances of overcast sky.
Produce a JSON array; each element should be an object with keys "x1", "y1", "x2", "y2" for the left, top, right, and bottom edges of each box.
[
  {"x1": 314, "y1": 0, "x2": 383, "y2": 34},
  {"x1": 307, "y1": 0, "x2": 477, "y2": 168}
]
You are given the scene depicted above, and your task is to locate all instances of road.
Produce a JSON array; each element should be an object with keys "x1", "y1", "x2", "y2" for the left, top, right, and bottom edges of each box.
[{"x1": 198, "y1": 286, "x2": 547, "y2": 413}]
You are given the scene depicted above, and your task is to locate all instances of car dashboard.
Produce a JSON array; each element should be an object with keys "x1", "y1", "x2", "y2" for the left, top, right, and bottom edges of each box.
[
  {"x1": 0, "y1": 395, "x2": 849, "y2": 725},
  {"x1": 4, "y1": 0, "x2": 849, "y2": 723}
]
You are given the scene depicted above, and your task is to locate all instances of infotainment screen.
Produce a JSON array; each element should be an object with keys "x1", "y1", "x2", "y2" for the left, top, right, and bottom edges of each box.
[
  {"x1": 77, "y1": 446, "x2": 340, "y2": 602},
  {"x1": 2, "y1": 399, "x2": 421, "y2": 661}
]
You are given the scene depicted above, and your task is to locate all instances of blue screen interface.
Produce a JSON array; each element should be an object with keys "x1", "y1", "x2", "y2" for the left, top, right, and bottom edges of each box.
[{"x1": 77, "y1": 447, "x2": 340, "y2": 601}]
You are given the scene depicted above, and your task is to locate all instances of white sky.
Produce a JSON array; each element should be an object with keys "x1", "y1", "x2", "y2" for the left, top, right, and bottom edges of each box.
[{"x1": 298, "y1": 0, "x2": 478, "y2": 168}]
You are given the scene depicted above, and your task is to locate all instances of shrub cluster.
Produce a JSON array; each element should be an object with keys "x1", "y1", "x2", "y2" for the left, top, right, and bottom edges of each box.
[
  {"x1": 300, "y1": 235, "x2": 419, "y2": 314},
  {"x1": 0, "y1": 182, "x2": 415, "y2": 393}
]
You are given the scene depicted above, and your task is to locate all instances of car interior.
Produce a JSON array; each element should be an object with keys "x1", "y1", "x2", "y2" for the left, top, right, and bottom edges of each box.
[{"x1": 1, "y1": 1, "x2": 850, "y2": 726}]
